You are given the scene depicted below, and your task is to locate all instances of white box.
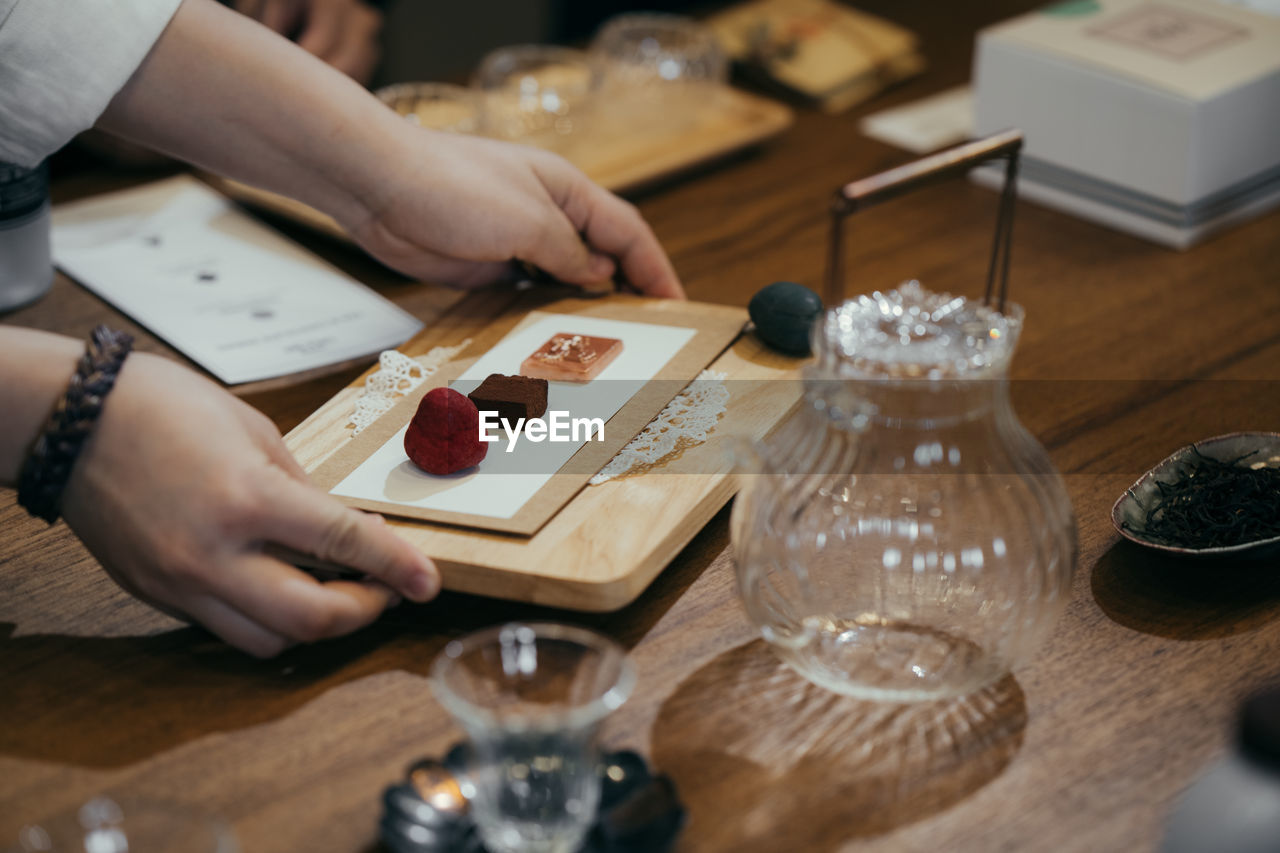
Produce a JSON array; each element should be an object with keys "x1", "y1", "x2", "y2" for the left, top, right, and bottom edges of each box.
[{"x1": 972, "y1": 0, "x2": 1280, "y2": 248}]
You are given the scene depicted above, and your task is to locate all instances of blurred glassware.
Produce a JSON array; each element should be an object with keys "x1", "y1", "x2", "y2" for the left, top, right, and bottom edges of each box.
[
  {"x1": 732, "y1": 280, "x2": 1077, "y2": 702},
  {"x1": 1161, "y1": 688, "x2": 1280, "y2": 853},
  {"x1": 592, "y1": 14, "x2": 728, "y2": 90},
  {"x1": 0, "y1": 160, "x2": 53, "y2": 312},
  {"x1": 590, "y1": 14, "x2": 728, "y2": 131},
  {"x1": 10, "y1": 797, "x2": 237, "y2": 852},
  {"x1": 473, "y1": 46, "x2": 601, "y2": 153},
  {"x1": 430, "y1": 623, "x2": 634, "y2": 853},
  {"x1": 375, "y1": 82, "x2": 484, "y2": 134}
]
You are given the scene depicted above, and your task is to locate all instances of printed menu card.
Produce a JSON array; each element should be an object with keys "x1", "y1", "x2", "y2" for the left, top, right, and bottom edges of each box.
[{"x1": 52, "y1": 176, "x2": 423, "y2": 385}]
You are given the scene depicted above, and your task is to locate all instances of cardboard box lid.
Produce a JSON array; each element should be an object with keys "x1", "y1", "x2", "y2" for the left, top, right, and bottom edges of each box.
[{"x1": 981, "y1": 0, "x2": 1280, "y2": 100}]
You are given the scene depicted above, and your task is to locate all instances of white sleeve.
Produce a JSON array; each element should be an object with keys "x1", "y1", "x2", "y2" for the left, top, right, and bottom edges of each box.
[{"x1": 0, "y1": 0, "x2": 185, "y2": 167}]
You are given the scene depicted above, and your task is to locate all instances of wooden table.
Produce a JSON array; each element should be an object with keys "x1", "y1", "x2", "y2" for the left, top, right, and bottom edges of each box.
[{"x1": 4, "y1": 2, "x2": 1279, "y2": 850}]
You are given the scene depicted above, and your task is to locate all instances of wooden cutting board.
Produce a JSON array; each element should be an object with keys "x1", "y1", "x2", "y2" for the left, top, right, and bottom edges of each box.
[
  {"x1": 210, "y1": 86, "x2": 794, "y2": 242},
  {"x1": 283, "y1": 288, "x2": 805, "y2": 611}
]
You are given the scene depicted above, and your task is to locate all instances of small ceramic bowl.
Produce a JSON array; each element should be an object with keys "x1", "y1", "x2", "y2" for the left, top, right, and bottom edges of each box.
[{"x1": 1111, "y1": 431, "x2": 1280, "y2": 561}]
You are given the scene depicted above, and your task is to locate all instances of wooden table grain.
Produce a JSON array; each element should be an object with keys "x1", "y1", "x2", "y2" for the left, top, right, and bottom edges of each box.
[{"x1": 4, "y1": 2, "x2": 1280, "y2": 850}]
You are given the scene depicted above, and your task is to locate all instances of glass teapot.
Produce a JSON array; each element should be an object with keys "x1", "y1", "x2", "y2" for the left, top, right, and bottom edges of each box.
[{"x1": 732, "y1": 280, "x2": 1077, "y2": 702}]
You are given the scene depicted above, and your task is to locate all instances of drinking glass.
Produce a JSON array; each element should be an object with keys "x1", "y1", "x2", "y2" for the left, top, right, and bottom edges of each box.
[
  {"x1": 376, "y1": 82, "x2": 484, "y2": 134},
  {"x1": 430, "y1": 623, "x2": 634, "y2": 853},
  {"x1": 590, "y1": 14, "x2": 728, "y2": 132},
  {"x1": 473, "y1": 46, "x2": 601, "y2": 152},
  {"x1": 9, "y1": 797, "x2": 237, "y2": 852}
]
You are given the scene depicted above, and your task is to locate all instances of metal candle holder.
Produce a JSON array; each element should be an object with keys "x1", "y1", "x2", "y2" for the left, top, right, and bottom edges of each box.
[{"x1": 824, "y1": 128, "x2": 1024, "y2": 312}]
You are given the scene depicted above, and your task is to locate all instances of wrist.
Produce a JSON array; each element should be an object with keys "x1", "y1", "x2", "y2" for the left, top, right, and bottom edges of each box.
[
  {"x1": 98, "y1": 0, "x2": 411, "y2": 237},
  {"x1": 0, "y1": 329, "x2": 85, "y2": 486},
  {"x1": 16, "y1": 327, "x2": 134, "y2": 524},
  {"x1": 315, "y1": 106, "x2": 424, "y2": 236}
]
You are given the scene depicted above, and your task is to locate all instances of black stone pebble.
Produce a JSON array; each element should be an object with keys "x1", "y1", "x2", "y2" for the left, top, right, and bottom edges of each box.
[{"x1": 748, "y1": 281, "x2": 823, "y2": 356}]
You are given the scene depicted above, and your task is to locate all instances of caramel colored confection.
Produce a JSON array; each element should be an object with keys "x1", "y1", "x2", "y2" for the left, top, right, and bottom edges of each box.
[
  {"x1": 521, "y1": 333, "x2": 623, "y2": 382},
  {"x1": 467, "y1": 373, "x2": 549, "y2": 424}
]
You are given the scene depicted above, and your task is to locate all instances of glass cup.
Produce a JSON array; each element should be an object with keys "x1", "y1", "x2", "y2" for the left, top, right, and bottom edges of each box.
[
  {"x1": 590, "y1": 14, "x2": 728, "y2": 133},
  {"x1": 0, "y1": 161, "x2": 53, "y2": 312},
  {"x1": 9, "y1": 797, "x2": 237, "y2": 852},
  {"x1": 375, "y1": 82, "x2": 484, "y2": 134},
  {"x1": 592, "y1": 13, "x2": 728, "y2": 88},
  {"x1": 473, "y1": 46, "x2": 601, "y2": 153},
  {"x1": 430, "y1": 623, "x2": 634, "y2": 853}
]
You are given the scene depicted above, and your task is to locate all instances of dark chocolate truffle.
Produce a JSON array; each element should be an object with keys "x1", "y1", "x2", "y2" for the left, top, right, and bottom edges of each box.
[{"x1": 468, "y1": 373, "x2": 548, "y2": 424}]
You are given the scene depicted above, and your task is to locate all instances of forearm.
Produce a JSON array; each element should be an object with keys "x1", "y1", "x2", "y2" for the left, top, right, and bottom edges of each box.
[
  {"x1": 89, "y1": 0, "x2": 682, "y2": 296},
  {"x1": 97, "y1": 0, "x2": 406, "y2": 232},
  {"x1": 0, "y1": 328, "x2": 85, "y2": 486}
]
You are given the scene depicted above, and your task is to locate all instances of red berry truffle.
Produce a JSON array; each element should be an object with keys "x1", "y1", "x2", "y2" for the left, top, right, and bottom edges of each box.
[{"x1": 404, "y1": 387, "x2": 488, "y2": 475}]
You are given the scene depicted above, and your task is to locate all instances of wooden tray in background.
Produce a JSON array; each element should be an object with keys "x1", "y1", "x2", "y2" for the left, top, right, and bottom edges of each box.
[
  {"x1": 209, "y1": 86, "x2": 794, "y2": 242},
  {"x1": 283, "y1": 291, "x2": 805, "y2": 611}
]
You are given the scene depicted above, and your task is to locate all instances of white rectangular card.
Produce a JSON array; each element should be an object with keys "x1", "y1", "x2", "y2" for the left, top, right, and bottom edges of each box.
[
  {"x1": 52, "y1": 179, "x2": 423, "y2": 385},
  {"x1": 860, "y1": 85, "x2": 974, "y2": 154},
  {"x1": 328, "y1": 313, "x2": 696, "y2": 520}
]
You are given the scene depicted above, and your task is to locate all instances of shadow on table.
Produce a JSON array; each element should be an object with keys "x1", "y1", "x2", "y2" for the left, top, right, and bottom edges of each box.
[
  {"x1": 0, "y1": 505, "x2": 725, "y2": 770},
  {"x1": 650, "y1": 639, "x2": 1026, "y2": 851},
  {"x1": 1090, "y1": 540, "x2": 1280, "y2": 640}
]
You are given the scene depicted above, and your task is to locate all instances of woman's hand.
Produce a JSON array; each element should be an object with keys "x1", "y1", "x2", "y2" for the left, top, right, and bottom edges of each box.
[
  {"x1": 100, "y1": 0, "x2": 686, "y2": 299},
  {"x1": 348, "y1": 131, "x2": 686, "y2": 297},
  {"x1": 58, "y1": 350, "x2": 439, "y2": 658}
]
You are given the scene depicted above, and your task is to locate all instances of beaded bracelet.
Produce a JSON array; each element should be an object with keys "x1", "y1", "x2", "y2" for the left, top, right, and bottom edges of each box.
[{"x1": 17, "y1": 325, "x2": 134, "y2": 524}]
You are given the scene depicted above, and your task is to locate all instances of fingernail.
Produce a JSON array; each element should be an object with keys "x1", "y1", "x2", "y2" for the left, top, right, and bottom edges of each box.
[
  {"x1": 588, "y1": 254, "x2": 614, "y2": 279},
  {"x1": 408, "y1": 570, "x2": 439, "y2": 601}
]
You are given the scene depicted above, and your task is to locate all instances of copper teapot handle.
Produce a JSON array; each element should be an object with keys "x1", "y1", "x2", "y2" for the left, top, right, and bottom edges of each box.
[{"x1": 825, "y1": 128, "x2": 1023, "y2": 312}]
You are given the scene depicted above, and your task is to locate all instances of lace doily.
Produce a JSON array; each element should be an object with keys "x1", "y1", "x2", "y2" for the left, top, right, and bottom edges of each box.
[
  {"x1": 589, "y1": 370, "x2": 729, "y2": 485},
  {"x1": 348, "y1": 340, "x2": 471, "y2": 435}
]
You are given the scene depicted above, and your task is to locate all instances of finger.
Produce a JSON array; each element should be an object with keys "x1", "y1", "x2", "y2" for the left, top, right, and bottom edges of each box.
[
  {"x1": 369, "y1": 247, "x2": 516, "y2": 289},
  {"x1": 517, "y1": 205, "x2": 616, "y2": 288},
  {"x1": 181, "y1": 592, "x2": 293, "y2": 658},
  {"x1": 234, "y1": 404, "x2": 312, "y2": 483},
  {"x1": 250, "y1": 425, "x2": 310, "y2": 484},
  {"x1": 251, "y1": 471, "x2": 440, "y2": 601},
  {"x1": 533, "y1": 160, "x2": 685, "y2": 299},
  {"x1": 260, "y1": 0, "x2": 303, "y2": 34},
  {"x1": 433, "y1": 259, "x2": 517, "y2": 290},
  {"x1": 233, "y1": 0, "x2": 265, "y2": 20},
  {"x1": 264, "y1": 439, "x2": 311, "y2": 483},
  {"x1": 201, "y1": 553, "x2": 396, "y2": 644},
  {"x1": 329, "y1": 42, "x2": 381, "y2": 85},
  {"x1": 296, "y1": 0, "x2": 345, "y2": 60},
  {"x1": 326, "y1": 5, "x2": 382, "y2": 83}
]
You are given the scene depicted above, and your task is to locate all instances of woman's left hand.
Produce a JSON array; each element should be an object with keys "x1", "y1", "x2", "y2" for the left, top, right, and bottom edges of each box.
[{"x1": 347, "y1": 130, "x2": 686, "y2": 298}]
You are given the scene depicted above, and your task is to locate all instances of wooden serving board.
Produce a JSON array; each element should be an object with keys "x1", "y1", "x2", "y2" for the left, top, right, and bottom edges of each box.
[
  {"x1": 284, "y1": 289, "x2": 805, "y2": 611},
  {"x1": 209, "y1": 86, "x2": 794, "y2": 242}
]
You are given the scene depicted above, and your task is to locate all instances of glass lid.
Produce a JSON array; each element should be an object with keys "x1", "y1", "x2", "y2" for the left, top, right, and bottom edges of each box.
[{"x1": 814, "y1": 279, "x2": 1023, "y2": 380}]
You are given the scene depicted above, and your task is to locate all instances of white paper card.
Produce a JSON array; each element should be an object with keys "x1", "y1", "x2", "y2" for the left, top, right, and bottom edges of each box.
[
  {"x1": 52, "y1": 183, "x2": 423, "y2": 385},
  {"x1": 329, "y1": 314, "x2": 696, "y2": 520},
  {"x1": 860, "y1": 86, "x2": 974, "y2": 154}
]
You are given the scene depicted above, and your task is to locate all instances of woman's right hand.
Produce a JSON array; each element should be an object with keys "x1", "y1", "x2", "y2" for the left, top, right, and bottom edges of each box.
[{"x1": 59, "y1": 351, "x2": 439, "y2": 657}]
